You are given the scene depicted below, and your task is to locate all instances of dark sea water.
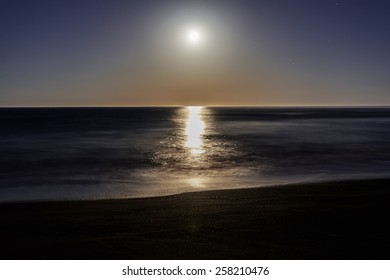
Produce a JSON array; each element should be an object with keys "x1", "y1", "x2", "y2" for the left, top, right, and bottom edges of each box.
[{"x1": 1, "y1": 107, "x2": 390, "y2": 202}]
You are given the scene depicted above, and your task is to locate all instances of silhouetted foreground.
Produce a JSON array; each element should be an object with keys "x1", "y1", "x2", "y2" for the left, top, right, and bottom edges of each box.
[{"x1": 1, "y1": 179, "x2": 390, "y2": 259}]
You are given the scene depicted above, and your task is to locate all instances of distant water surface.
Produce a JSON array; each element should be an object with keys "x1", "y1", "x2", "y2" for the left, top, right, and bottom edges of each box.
[{"x1": 1, "y1": 107, "x2": 390, "y2": 202}]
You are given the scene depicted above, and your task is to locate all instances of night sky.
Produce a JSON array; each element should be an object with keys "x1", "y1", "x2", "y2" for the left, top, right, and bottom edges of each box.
[{"x1": 1, "y1": 0, "x2": 389, "y2": 106}]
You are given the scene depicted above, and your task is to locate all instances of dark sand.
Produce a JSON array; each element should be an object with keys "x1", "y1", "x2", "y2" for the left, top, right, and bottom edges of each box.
[{"x1": 1, "y1": 179, "x2": 390, "y2": 259}]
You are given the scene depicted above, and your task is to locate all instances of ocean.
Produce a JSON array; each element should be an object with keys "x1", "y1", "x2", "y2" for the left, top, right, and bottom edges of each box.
[{"x1": 1, "y1": 107, "x2": 390, "y2": 202}]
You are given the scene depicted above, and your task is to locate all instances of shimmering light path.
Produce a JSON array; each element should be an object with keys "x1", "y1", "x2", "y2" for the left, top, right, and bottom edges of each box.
[{"x1": 184, "y1": 106, "x2": 205, "y2": 156}]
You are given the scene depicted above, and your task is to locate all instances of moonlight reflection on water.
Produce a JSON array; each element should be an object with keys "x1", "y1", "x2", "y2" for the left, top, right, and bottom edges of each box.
[{"x1": 184, "y1": 106, "x2": 205, "y2": 156}]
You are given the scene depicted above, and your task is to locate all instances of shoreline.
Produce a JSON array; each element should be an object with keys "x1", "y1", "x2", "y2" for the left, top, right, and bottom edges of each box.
[
  {"x1": 1, "y1": 177, "x2": 388, "y2": 205},
  {"x1": 1, "y1": 178, "x2": 390, "y2": 259}
]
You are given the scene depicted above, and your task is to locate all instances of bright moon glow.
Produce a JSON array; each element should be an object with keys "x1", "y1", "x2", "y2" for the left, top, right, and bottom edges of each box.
[{"x1": 186, "y1": 29, "x2": 201, "y2": 44}]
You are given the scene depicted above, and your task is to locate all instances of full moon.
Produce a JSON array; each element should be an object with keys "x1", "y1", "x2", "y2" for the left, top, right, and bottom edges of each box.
[{"x1": 187, "y1": 29, "x2": 201, "y2": 44}]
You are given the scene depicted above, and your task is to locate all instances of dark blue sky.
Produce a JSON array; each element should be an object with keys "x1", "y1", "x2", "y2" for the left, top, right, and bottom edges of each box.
[{"x1": 1, "y1": 0, "x2": 389, "y2": 106}]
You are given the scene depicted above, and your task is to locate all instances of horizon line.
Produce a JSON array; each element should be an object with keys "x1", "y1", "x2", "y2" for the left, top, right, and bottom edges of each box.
[{"x1": 1, "y1": 104, "x2": 390, "y2": 108}]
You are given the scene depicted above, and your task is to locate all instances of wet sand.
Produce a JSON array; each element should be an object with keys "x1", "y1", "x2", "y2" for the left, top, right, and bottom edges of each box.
[{"x1": 1, "y1": 179, "x2": 390, "y2": 259}]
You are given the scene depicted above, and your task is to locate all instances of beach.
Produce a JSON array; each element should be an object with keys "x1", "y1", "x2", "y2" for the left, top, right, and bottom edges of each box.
[{"x1": 1, "y1": 178, "x2": 389, "y2": 260}]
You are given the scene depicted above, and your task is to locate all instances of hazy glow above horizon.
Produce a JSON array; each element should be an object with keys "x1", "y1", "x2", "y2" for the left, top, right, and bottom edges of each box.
[{"x1": 1, "y1": 0, "x2": 390, "y2": 106}]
